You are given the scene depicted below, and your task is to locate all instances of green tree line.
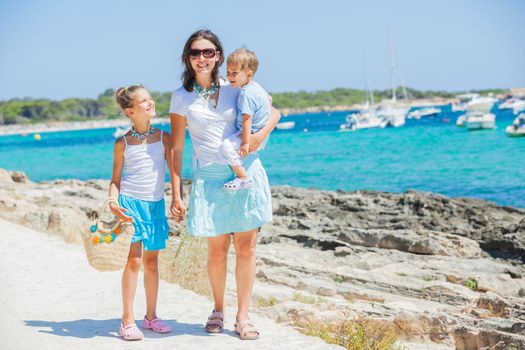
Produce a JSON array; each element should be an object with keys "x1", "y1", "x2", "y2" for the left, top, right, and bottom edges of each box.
[{"x1": 0, "y1": 87, "x2": 504, "y2": 125}]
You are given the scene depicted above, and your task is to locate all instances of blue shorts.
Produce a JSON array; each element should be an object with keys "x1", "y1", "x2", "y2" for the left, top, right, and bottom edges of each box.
[{"x1": 118, "y1": 195, "x2": 169, "y2": 251}]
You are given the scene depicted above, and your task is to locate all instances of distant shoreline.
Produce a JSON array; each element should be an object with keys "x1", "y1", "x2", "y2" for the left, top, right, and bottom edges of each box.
[
  {"x1": 0, "y1": 98, "x2": 455, "y2": 136},
  {"x1": 0, "y1": 117, "x2": 170, "y2": 136},
  {"x1": 279, "y1": 97, "x2": 453, "y2": 116}
]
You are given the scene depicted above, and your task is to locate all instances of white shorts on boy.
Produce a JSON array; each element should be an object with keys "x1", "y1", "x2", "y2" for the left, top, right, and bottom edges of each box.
[{"x1": 220, "y1": 132, "x2": 268, "y2": 167}]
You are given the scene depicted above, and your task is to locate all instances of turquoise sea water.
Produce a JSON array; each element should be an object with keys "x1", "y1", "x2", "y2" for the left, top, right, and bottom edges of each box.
[{"x1": 1, "y1": 106, "x2": 523, "y2": 207}]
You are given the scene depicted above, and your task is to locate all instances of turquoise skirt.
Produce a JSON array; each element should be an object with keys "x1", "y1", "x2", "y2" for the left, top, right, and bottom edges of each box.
[
  {"x1": 118, "y1": 195, "x2": 169, "y2": 250},
  {"x1": 188, "y1": 154, "x2": 273, "y2": 237}
]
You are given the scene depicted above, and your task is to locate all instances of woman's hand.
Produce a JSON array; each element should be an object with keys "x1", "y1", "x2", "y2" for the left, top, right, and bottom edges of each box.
[
  {"x1": 171, "y1": 197, "x2": 186, "y2": 223},
  {"x1": 109, "y1": 202, "x2": 134, "y2": 223},
  {"x1": 249, "y1": 107, "x2": 281, "y2": 153}
]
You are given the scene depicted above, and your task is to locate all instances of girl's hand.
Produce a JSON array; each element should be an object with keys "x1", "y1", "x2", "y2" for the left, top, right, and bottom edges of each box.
[
  {"x1": 109, "y1": 202, "x2": 134, "y2": 223},
  {"x1": 171, "y1": 198, "x2": 186, "y2": 223},
  {"x1": 239, "y1": 143, "x2": 250, "y2": 157}
]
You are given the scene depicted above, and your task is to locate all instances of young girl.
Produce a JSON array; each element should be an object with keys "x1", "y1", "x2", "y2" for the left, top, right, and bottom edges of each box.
[{"x1": 109, "y1": 85, "x2": 180, "y2": 340}]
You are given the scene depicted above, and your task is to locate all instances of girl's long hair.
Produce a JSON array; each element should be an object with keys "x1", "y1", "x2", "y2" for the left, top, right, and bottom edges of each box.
[{"x1": 181, "y1": 29, "x2": 224, "y2": 92}]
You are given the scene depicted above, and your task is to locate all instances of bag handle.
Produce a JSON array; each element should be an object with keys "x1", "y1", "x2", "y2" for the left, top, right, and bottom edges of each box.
[{"x1": 94, "y1": 198, "x2": 123, "y2": 234}]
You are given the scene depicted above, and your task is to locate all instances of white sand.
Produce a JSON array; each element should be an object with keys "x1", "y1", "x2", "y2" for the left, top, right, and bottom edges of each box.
[{"x1": 0, "y1": 219, "x2": 343, "y2": 350}]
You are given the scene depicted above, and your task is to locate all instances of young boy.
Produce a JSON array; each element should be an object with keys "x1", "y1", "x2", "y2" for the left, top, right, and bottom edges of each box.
[{"x1": 221, "y1": 48, "x2": 270, "y2": 191}]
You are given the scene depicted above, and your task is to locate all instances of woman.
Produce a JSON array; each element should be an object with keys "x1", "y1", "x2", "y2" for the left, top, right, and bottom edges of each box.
[{"x1": 169, "y1": 29, "x2": 280, "y2": 340}]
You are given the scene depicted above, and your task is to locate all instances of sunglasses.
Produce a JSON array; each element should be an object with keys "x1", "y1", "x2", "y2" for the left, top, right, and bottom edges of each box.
[{"x1": 189, "y1": 48, "x2": 217, "y2": 59}]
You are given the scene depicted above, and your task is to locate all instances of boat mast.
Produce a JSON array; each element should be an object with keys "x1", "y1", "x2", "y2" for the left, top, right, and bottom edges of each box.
[
  {"x1": 362, "y1": 50, "x2": 375, "y2": 106},
  {"x1": 399, "y1": 69, "x2": 408, "y2": 101},
  {"x1": 389, "y1": 29, "x2": 397, "y2": 103}
]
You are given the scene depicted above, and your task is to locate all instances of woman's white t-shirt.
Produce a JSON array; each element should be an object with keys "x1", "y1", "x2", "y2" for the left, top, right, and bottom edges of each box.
[{"x1": 169, "y1": 81, "x2": 240, "y2": 168}]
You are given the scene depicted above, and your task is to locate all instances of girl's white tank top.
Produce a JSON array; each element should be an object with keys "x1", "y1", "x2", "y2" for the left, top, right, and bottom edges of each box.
[{"x1": 120, "y1": 131, "x2": 166, "y2": 201}]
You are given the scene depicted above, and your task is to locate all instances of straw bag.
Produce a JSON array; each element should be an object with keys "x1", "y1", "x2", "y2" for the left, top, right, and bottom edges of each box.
[{"x1": 81, "y1": 199, "x2": 134, "y2": 272}]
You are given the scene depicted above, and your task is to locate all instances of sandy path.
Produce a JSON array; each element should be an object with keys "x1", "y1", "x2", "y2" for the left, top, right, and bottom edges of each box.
[{"x1": 0, "y1": 219, "x2": 342, "y2": 350}]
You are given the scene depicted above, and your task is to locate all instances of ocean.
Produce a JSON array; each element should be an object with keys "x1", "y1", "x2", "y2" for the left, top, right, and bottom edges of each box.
[{"x1": 1, "y1": 105, "x2": 523, "y2": 208}]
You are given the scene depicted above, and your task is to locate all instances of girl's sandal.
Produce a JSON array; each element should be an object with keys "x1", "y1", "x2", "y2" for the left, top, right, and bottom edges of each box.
[
  {"x1": 205, "y1": 310, "x2": 224, "y2": 333},
  {"x1": 119, "y1": 322, "x2": 144, "y2": 341},
  {"x1": 143, "y1": 316, "x2": 172, "y2": 333},
  {"x1": 234, "y1": 319, "x2": 260, "y2": 340}
]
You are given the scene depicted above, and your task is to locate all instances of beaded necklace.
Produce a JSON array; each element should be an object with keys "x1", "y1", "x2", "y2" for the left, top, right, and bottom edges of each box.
[
  {"x1": 130, "y1": 126, "x2": 155, "y2": 144},
  {"x1": 193, "y1": 82, "x2": 218, "y2": 106}
]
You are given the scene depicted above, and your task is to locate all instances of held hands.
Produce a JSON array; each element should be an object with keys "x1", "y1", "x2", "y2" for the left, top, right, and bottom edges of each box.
[
  {"x1": 171, "y1": 197, "x2": 186, "y2": 223},
  {"x1": 109, "y1": 202, "x2": 134, "y2": 223},
  {"x1": 239, "y1": 142, "x2": 250, "y2": 157}
]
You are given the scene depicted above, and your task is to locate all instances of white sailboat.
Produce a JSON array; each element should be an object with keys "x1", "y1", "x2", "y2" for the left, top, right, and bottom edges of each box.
[
  {"x1": 377, "y1": 102, "x2": 407, "y2": 127},
  {"x1": 340, "y1": 105, "x2": 388, "y2": 131},
  {"x1": 340, "y1": 51, "x2": 387, "y2": 131},
  {"x1": 379, "y1": 30, "x2": 408, "y2": 128}
]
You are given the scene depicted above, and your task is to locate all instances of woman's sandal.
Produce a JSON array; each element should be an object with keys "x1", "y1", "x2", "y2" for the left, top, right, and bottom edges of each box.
[
  {"x1": 205, "y1": 310, "x2": 224, "y2": 333},
  {"x1": 234, "y1": 319, "x2": 260, "y2": 340}
]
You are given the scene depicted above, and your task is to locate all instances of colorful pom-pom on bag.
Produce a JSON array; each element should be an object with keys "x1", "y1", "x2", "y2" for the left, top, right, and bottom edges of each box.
[{"x1": 81, "y1": 199, "x2": 134, "y2": 272}]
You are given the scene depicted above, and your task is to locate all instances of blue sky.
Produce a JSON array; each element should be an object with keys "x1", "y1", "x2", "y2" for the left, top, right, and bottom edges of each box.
[{"x1": 0, "y1": 0, "x2": 524, "y2": 100}]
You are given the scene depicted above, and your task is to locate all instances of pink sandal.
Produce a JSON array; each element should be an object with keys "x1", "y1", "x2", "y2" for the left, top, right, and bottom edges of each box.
[
  {"x1": 205, "y1": 310, "x2": 224, "y2": 333},
  {"x1": 234, "y1": 319, "x2": 260, "y2": 340},
  {"x1": 143, "y1": 316, "x2": 172, "y2": 333},
  {"x1": 119, "y1": 322, "x2": 144, "y2": 341}
]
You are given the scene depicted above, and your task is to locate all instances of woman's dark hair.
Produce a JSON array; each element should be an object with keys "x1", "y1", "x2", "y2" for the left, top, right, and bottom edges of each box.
[{"x1": 181, "y1": 29, "x2": 224, "y2": 92}]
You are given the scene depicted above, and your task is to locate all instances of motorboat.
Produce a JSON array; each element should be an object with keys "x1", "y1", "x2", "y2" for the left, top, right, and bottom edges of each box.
[
  {"x1": 113, "y1": 126, "x2": 130, "y2": 138},
  {"x1": 464, "y1": 98, "x2": 496, "y2": 130},
  {"x1": 451, "y1": 93, "x2": 479, "y2": 112},
  {"x1": 275, "y1": 121, "x2": 295, "y2": 130},
  {"x1": 456, "y1": 114, "x2": 466, "y2": 127},
  {"x1": 340, "y1": 107, "x2": 388, "y2": 131},
  {"x1": 498, "y1": 98, "x2": 525, "y2": 113},
  {"x1": 457, "y1": 97, "x2": 496, "y2": 128},
  {"x1": 407, "y1": 107, "x2": 441, "y2": 120},
  {"x1": 506, "y1": 113, "x2": 525, "y2": 137},
  {"x1": 513, "y1": 101, "x2": 525, "y2": 115},
  {"x1": 465, "y1": 112, "x2": 496, "y2": 130}
]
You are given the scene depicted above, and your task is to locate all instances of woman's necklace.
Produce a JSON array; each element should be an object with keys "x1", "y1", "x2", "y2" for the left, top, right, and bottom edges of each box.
[
  {"x1": 193, "y1": 82, "x2": 218, "y2": 107},
  {"x1": 130, "y1": 126, "x2": 154, "y2": 144}
]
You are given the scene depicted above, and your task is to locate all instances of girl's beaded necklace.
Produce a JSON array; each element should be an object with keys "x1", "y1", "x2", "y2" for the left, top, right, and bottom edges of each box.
[
  {"x1": 193, "y1": 82, "x2": 218, "y2": 108},
  {"x1": 130, "y1": 126, "x2": 155, "y2": 144}
]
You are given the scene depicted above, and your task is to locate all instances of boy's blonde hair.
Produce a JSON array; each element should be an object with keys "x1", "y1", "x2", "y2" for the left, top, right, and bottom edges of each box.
[{"x1": 227, "y1": 48, "x2": 259, "y2": 74}]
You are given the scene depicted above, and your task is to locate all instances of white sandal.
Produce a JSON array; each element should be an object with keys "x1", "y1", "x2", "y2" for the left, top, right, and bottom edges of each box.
[{"x1": 224, "y1": 177, "x2": 253, "y2": 191}]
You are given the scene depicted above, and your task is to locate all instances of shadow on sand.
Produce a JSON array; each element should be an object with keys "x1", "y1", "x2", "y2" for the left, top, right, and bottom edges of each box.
[{"x1": 24, "y1": 318, "x2": 237, "y2": 339}]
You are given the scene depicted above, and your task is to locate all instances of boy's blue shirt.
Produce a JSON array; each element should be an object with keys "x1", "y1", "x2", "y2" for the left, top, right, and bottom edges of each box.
[{"x1": 237, "y1": 81, "x2": 270, "y2": 132}]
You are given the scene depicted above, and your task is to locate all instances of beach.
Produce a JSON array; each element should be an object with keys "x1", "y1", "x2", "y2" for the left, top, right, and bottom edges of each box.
[
  {"x1": 1, "y1": 169, "x2": 524, "y2": 349},
  {"x1": 0, "y1": 218, "x2": 343, "y2": 350}
]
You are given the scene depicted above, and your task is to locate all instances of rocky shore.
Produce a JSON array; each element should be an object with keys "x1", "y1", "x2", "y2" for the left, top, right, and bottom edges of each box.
[{"x1": 1, "y1": 168, "x2": 524, "y2": 349}]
